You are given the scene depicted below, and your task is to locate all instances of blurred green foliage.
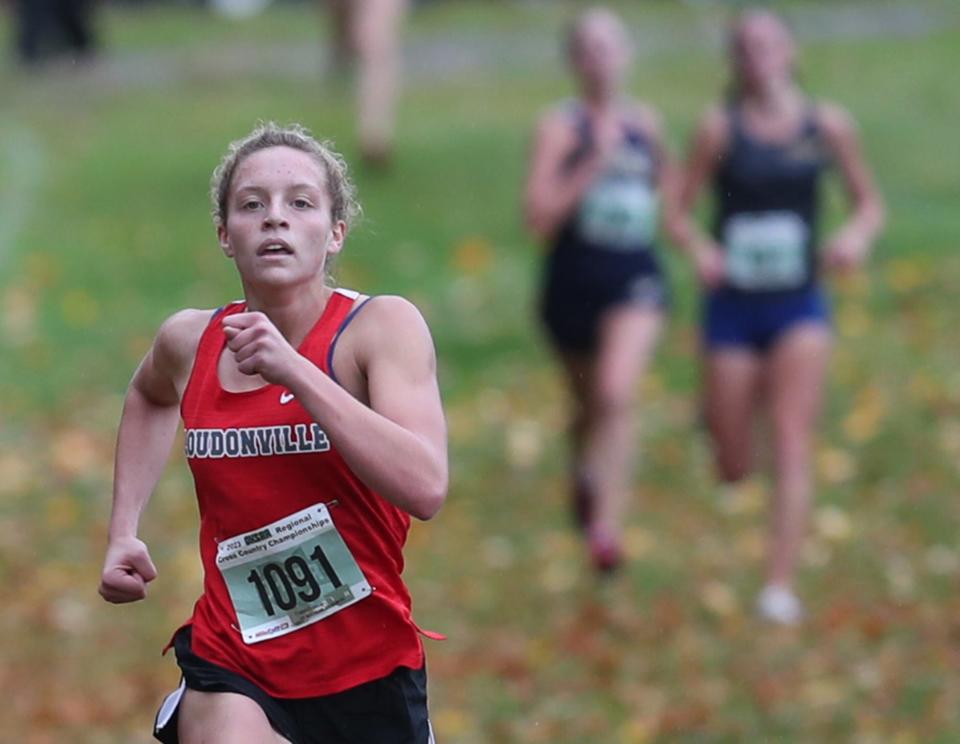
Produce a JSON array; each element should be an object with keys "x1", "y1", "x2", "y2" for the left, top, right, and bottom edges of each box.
[{"x1": 1, "y1": 1, "x2": 958, "y2": 741}]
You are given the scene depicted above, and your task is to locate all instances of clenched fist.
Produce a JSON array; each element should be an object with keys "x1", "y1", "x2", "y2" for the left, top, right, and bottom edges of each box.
[
  {"x1": 99, "y1": 536, "x2": 158, "y2": 604},
  {"x1": 222, "y1": 311, "x2": 301, "y2": 386}
]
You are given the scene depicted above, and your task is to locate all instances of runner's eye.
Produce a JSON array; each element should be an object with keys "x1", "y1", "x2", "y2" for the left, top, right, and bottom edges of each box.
[
  {"x1": 292, "y1": 198, "x2": 313, "y2": 209},
  {"x1": 241, "y1": 199, "x2": 263, "y2": 211}
]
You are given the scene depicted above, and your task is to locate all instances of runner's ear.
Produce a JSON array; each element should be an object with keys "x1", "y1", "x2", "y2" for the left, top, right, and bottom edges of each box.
[
  {"x1": 218, "y1": 224, "x2": 234, "y2": 258},
  {"x1": 326, "y1": 220, "x2": 347, "y2": 257}
]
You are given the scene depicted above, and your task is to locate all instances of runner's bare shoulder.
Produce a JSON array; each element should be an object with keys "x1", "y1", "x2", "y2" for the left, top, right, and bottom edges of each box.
[
  {"x1": 814, "y1": 100, "x2": 858, "y2": 144},
  {"x1": 696, "y1": 103, "x2": 732, "y2": 153},
  {"x1": 149, "y1": 308, "x2": 218, "y2": 394},
  {"x1": 349, "y1": 295, "x2": 434, "y2": 362},
  {"x1": 533, "y1": 102, "x2": 581, "y2": 150},
  {"x1": 624, "y1": 100, "x2": 665, "y2": 144}
]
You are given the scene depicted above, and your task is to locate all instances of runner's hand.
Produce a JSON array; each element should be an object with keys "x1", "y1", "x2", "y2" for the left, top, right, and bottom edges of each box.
[
  {"x1": 222, "y1": 312, "x2": 301, "y2": 386},
  {"x1": 99, "y1": 536, "x2": 158, "y2": 603},
  {"x1": 825, "y1": 225, "x2": 870, "y2": 274},
  {"x1": 694, "y1": 242, "x2": 726, "y2": 288}
]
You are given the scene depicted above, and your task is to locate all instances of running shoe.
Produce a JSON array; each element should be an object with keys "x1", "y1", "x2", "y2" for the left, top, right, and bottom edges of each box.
[{"x1": 756, "y1": 584, "x2": 804, "y2": 625}]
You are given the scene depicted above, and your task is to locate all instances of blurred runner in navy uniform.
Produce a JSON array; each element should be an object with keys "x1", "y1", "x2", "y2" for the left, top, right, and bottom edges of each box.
[
  {"x1": 668, "y1": 9, "x2": 884, "y2": 623},
  {"x1": 524, "y1": 8, "x2": 672, "y2": 573}
]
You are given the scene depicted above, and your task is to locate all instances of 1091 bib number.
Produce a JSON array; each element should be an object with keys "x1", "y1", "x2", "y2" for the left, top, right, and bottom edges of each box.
[
  {"x1": 245, "y1": 546, "x2": 342, "y2": 617},
  {"x1": 217, "y1": 503, "x2": 371, "y2": 644}
]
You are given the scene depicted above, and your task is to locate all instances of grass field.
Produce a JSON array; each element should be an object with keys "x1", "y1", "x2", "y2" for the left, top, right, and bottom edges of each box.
[{"x1": 2, "y1": 1, "x2": 960, "y2": 741}]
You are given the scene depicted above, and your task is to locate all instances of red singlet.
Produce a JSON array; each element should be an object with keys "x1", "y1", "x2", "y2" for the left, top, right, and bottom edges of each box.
[{"x1": 177, "y1": 289, "x2": 424, "y2": 698}]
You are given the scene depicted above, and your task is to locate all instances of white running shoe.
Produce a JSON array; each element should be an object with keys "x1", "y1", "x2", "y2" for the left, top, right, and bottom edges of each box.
[{"x1": 756, "y1": 585, "x2": 804, "y2": 626}]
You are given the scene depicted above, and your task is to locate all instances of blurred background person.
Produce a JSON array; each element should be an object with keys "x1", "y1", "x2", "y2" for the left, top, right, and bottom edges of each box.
[
  {"x1": 326, "y1": 0, "x2": 409, "y2": 168},
  {"x1": 13, "y1": 0, "x2": 98, "y2": 66},
  {"x1": 524, "y1": 7, "x2": 672, "y2": 573},
  {"x1": 667, "y1": 8, "x2": 884, "y2": 624}
]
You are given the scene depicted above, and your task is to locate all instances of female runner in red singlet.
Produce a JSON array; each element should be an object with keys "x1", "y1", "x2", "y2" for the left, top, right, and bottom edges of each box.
[{"x1": 99, "y1": 122, "x2": 446, "y2": 744}]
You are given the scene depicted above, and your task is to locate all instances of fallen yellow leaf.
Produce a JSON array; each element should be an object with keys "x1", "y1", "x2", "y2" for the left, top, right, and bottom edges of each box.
[
  {"x1": 817, "y1": 447, "x2": 857, "y2": 485},
  {"x1": 700, "y1": 580, "x2": 738, "y2": 617},
  {"x1": 452, "y1": 236, "x2": 494, "y2": 276},
  {"x1": 815, "y1": 505, "x2": 853, "y2": 542}
]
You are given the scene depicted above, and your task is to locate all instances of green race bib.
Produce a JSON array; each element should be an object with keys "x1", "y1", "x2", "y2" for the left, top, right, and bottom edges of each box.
[
  {"x1": 580, "y1": 179, "x2": 657, "y2": 249},
  {"x1": 216, "y1": 503, "x2": 371, "y2": 645},
  {"x1": 579, "y1": 178, "x2": 658, "y2": 250},
  {"x1": 725, "y1": 211, "x2": 808, "y2": 290},
  {"x1": 578, "y1": 145, "x2": 658, "y2": 251}
]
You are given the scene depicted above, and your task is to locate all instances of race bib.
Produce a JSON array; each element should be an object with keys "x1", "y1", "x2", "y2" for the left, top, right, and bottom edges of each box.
[
  {"x1": 578, "y1": 178, "x2": 658, "y2": 250},
  {"x1": 724, "y1": 211, "x2": 809, "y2": 290},
  {"x1": 216, "y1": 503, "x2": 371, "y2": 645}
]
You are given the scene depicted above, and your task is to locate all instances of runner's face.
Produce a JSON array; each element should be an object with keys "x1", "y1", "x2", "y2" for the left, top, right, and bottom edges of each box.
[
  {"x1": 218, "y1": 146, "x2": 345, "y2": 288},
  {"x1": 732, "y1": 15, "x2": 795, "y2": 95},
  {"x1": 571, "y1": 15, "x2": 630, "y2": 96}
]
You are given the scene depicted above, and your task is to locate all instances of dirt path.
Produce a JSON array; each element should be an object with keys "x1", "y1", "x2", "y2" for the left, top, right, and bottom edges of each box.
[{"x1": 3, "y1": 1, "x2": 956, "y2": 94}]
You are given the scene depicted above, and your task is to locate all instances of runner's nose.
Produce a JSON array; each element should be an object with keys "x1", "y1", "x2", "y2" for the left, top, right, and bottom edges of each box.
[{"x1": 263, "y1": 203, "x2": 289, "y2": 229}]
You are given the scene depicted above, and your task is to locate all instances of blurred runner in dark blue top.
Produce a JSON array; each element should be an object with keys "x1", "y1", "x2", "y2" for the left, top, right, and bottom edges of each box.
[
  {"x1": 668, "y1": 8, "x2": 884, "y2": 624},
  {"x1": 706, "y1": 104, "x2": 831, "y2": 352},
  {"x1": 524, "y1": 7, "x2": 672, "y2": 573},
  {"x1": 543, "y1": 102, "x2": 668, "y2": 352},
  {"x1": 713, "y1": 104, "x2": 824, "y2": 296}
]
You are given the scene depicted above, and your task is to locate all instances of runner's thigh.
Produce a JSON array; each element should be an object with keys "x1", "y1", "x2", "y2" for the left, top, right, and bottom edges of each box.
[{"x1": 178, "y1": 689, "x2": 292, "y2": 744}]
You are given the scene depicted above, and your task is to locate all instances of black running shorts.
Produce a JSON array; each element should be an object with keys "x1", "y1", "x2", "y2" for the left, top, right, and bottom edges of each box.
[{"x1": 154, "y1": 626, "x2": 434, "y2": 744}]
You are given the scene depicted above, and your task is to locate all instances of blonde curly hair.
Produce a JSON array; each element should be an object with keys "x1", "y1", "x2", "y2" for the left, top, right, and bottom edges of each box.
[{"x1": 210, "y1": 121, "x2": 360, "y2": 229}]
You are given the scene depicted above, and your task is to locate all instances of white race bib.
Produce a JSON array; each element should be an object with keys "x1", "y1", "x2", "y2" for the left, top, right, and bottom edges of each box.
[
  {"x1": 579, "y1": 177, "x2": 658, "y2": 250},
  {"x1": 216, "y1": 503, "x2": 371, "y2": 644},
  {"x1": 724, "y1": 211, "x2": 809, "y2": 290}
]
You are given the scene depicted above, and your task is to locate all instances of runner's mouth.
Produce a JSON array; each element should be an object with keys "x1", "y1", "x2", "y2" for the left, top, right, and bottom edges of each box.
[{"x1": 258, "y1": 240, "x2": 294, "y2": 256}]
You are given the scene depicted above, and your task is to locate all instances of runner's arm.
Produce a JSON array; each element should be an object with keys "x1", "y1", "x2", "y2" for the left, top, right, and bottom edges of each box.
[
  {"x1": 244, "y1": 297, "x2": 447, "y2": 520},
  {"x1": 523, "y1": 110, "x2": 614, "y2": 242},
  {"x1": 99, "y1": 310, "x2": 209, "y2": 603},
  {"x1": 665, "y1": 106, "x2": 728, "y2": 285},
  {"x1": 632, "y1": 104, "x2": 678, "y2": 238},
  {"x1": 818, "y1": 102, "x2": 886, "y2": 270}
]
